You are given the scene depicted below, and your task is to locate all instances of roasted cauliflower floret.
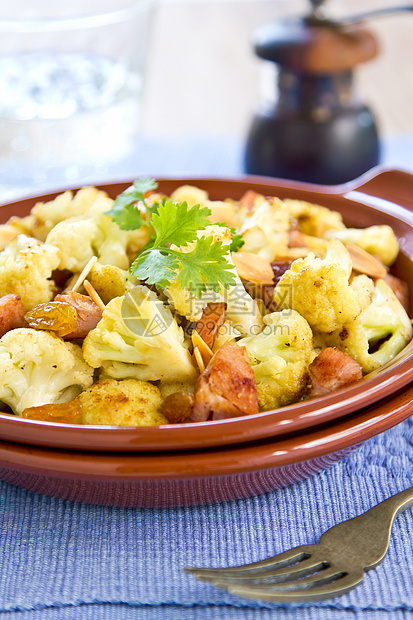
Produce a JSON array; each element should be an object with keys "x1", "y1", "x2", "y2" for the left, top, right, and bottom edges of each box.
[
  {"x1": 240, "y1": 198, "x2": 291, "y2": 262},
  {"x1": 164, "y1": 225, "x2": 263, "y2": 336},
  {"x1": 170, "y1": 184, "x2": 209, "y2": 208},
  {"x1": 170, "y1": 184, "x2": 237, "y2": 227},
  {"x1": 46, "y1": 212, "x2": 147, "y2": 272},
  {"x1": 0, "y1": 328, "x2": 94, "y2": 415},
  {"x1": 238, "y1": 310, "x2": 313, "y2": 410},
  {"x1": 350, "y1": 274, "x2": 376, "y2": 311},
  {"x1": 274, "y1": 240, "x2": 362, "y2": 333},
  {"x1": 78, "y1": 378, "x2": 168, "y2": 426},
  {"x1": 283, "y1": 199, "x2": 345, "y2": 237},
  {"x1": 0, "y1": 224, "x2": 21, "y2": 251},
  {"x1": 46, "y1": 218, "x2": 97, "y2": 272},
  {"x1": 324, "y1": 279, "x2": 412, "y2": 374},
  {"x1": 83, "y1": 286, "x2": 197, "y2": 383},
  {"x1": 158, "y1": 380, "x2": 195, "y2": 399},
  {"x1": 88, "y1": 263, "x2": 137, "y2": 305},
  {"x1": 26, "y1": 187, "x2": 111, "y2": 241},
  {"x1": 325, "y1": 225, "x2": 399, "y2": 266},
  {"x1": 0, "y1": 234, "x2": 60, "y2": 310}
]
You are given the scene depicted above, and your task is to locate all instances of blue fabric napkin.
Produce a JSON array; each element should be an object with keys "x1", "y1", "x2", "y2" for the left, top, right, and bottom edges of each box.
[{"x1": 1, "y1": 135, "x2": 413, "y2": 619}]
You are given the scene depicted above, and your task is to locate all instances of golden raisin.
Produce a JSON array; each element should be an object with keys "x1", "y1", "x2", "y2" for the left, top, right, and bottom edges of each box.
[
  {"x1": 161, "y1": 392, "x2": 195, "y2": 424},
  {"x1": 22, "y1": 400, "x2": 83, "y2": 424},
  {"x1": 25, "y1": 302, "x2": 78, "y2": 338}
]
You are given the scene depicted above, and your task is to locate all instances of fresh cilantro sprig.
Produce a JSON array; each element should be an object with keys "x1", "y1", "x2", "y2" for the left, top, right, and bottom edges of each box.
[
  {"x1": 215, "y1": 222, "x2": 245, "y2": 253},
  {"x1": 107, "y1": 179, "x2": 239, "y2": 297},
  {"x1": 106, "y1": 177, "x2": 159, "y2": 239},
  {"x1": 131, "y1": 234, "x2": 236, "y2": 296}
]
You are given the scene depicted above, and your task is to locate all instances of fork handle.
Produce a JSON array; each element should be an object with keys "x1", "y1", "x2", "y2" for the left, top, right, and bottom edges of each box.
[
  {"x1": 347, "y1": 486, "x2": 413, "y2": 568},
  {"x1": 364, "y1": 486, "x2": 413, "y2": 523},
  {"x1": 321, "y1": 486, "x2": 413, "y2": 569}
]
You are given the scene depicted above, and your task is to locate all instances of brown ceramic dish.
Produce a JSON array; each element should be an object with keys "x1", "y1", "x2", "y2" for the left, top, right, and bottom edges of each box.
[
  {"x1": 0, "y1": 379, "x2": 412, "y2": 507},
  {"x1": 0, "y1": 167, "x2": 413, "y2": 452}
]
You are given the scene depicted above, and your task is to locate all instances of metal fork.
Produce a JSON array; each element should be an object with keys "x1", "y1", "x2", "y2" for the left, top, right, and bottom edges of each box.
[{"x1": 185, "y1": 486, "x2": 413, "y2": 602}]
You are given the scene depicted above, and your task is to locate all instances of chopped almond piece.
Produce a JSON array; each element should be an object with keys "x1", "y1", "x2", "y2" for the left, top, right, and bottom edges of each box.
[
  {"x1": 289, "y1": 230, "x2": 327, "y2": 252},
  {"x1": 238, "y1": 190, "x2": 264, "y2": 211},
  {"x1": 232, "y1": 251, "x2": 275, "y2": 285},
  {"x1": 193, "y1": 346, "x2": 206, "y2": 373},
  {"x1": 346, "y1": 244, "x2": 388, "y2": 279},
  {"x1": 192, "y1": 330, "x2": 214, "y2": 367}
]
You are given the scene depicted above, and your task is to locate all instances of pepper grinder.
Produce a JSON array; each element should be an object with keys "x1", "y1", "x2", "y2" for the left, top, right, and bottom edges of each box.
[{"x1": 244, "y1": 0, "x2": 381, "y2": 185}]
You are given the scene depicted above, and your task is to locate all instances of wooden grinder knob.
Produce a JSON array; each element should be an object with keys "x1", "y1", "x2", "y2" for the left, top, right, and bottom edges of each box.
[{"x1": 253, "y1": 19, "x2": 379, "y2": 73}]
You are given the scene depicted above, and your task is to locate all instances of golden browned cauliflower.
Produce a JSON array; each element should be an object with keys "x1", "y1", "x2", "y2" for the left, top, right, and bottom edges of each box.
[
  {"x1": 78, "y1": 378, "x2": 168, "y2": 426},
  {"x1": 325, "y1": 225, "x2": 399, "y2": 266},
  {"x1": 274, "y1": 240, "x2": 362, "y2": 333},
  {"x1": 240, "y1": 198, "x2": 291, "y2": 261},
  {"x1": 238, "y1": 310, "x2": 313, "y2": 410},
  {"x1": 283, "y1": 199, "x2": 345, "y2": 237},
  {"x1": 0, "y1": 234, "x2": 60, "y2": 310},
  {"x1": 26, "y1": 187, "x2": 110, "y2": 241},
  {"x1": 323, "y1": 278, "x2": 412, "y2": 374},
  {"x1": 88, "y1": 263, "x2": 137, "y2": 305},
  {"x1": 158, "y1": 380, "x2": 195, "y2": 399}
]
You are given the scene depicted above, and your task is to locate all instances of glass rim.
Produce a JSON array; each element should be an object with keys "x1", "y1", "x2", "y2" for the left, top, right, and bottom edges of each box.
[{"x1": 0, "y1": 1, "x2": 155, "y2": 33}]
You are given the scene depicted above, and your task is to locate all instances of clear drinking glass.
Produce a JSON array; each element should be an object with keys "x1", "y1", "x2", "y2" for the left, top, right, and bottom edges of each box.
[{"x1": 0, "y1": 0, "x2": 155, "y2": 200}]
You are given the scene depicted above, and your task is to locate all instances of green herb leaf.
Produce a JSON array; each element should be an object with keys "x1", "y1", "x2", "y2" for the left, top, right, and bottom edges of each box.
[
  {"x1": 130, "y1": 249, "x2": 179, "y2": 289},
  {"x1": 229, "y1": 232, "x2": 245, "y2": 253},
  {"x1": 132, "y1": 178, "x2": 159, "y2": 198},
  {"x1": 215, "y1": 222, "x2": 245, "y2": 253},
  {"x1": 109, "y1": 203, "x2": 146, "y2": 231},
  {"x1": 151, "y1": 200, "x2": 211, "y2": 248},
  {"x1": 106, "y1": 177, "x2": 158, "y2": 217},
  {"x1": 171, "y1": 236, "x2": 237, "y2": 296},
  {"x1": 108, "y1": 178, "x2": 237, "y2": 297}
]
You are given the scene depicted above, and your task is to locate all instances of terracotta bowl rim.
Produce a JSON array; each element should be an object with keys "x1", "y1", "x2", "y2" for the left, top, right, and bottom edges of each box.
[
  {"x1": 0, "y1": 380, "x2": 412, "y2": 481},
  {"x1": 1, "y1": 169, "x2": 413, "y2": 452}
]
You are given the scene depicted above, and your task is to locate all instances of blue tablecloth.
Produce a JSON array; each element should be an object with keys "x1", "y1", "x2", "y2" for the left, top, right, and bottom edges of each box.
[{"x1": 1, "y1": 134, "x2": 413, "y2": 619}]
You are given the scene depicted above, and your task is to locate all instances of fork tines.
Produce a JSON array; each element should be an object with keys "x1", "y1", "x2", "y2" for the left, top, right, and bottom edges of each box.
[{"x1": 185, "y1": 544, "x2": 362, "y2": 602}]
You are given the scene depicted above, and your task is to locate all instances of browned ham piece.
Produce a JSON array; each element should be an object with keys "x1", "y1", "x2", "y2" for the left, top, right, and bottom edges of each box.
[
  {"x1": 191, "y1": 342, "x2": 259, "y2": 421},
  {"x1": 195, "y1": 302, "x2": 226, "y2": 349},
  {"x1": 238, "y1": 190, "x2": 263, "y2": 211},
  {"x1": 0, "y1": 294, "x2": 26, "y2": 338},
  {"x1": 309, "y1": 347, "x2": 363, "y2": 397}
]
